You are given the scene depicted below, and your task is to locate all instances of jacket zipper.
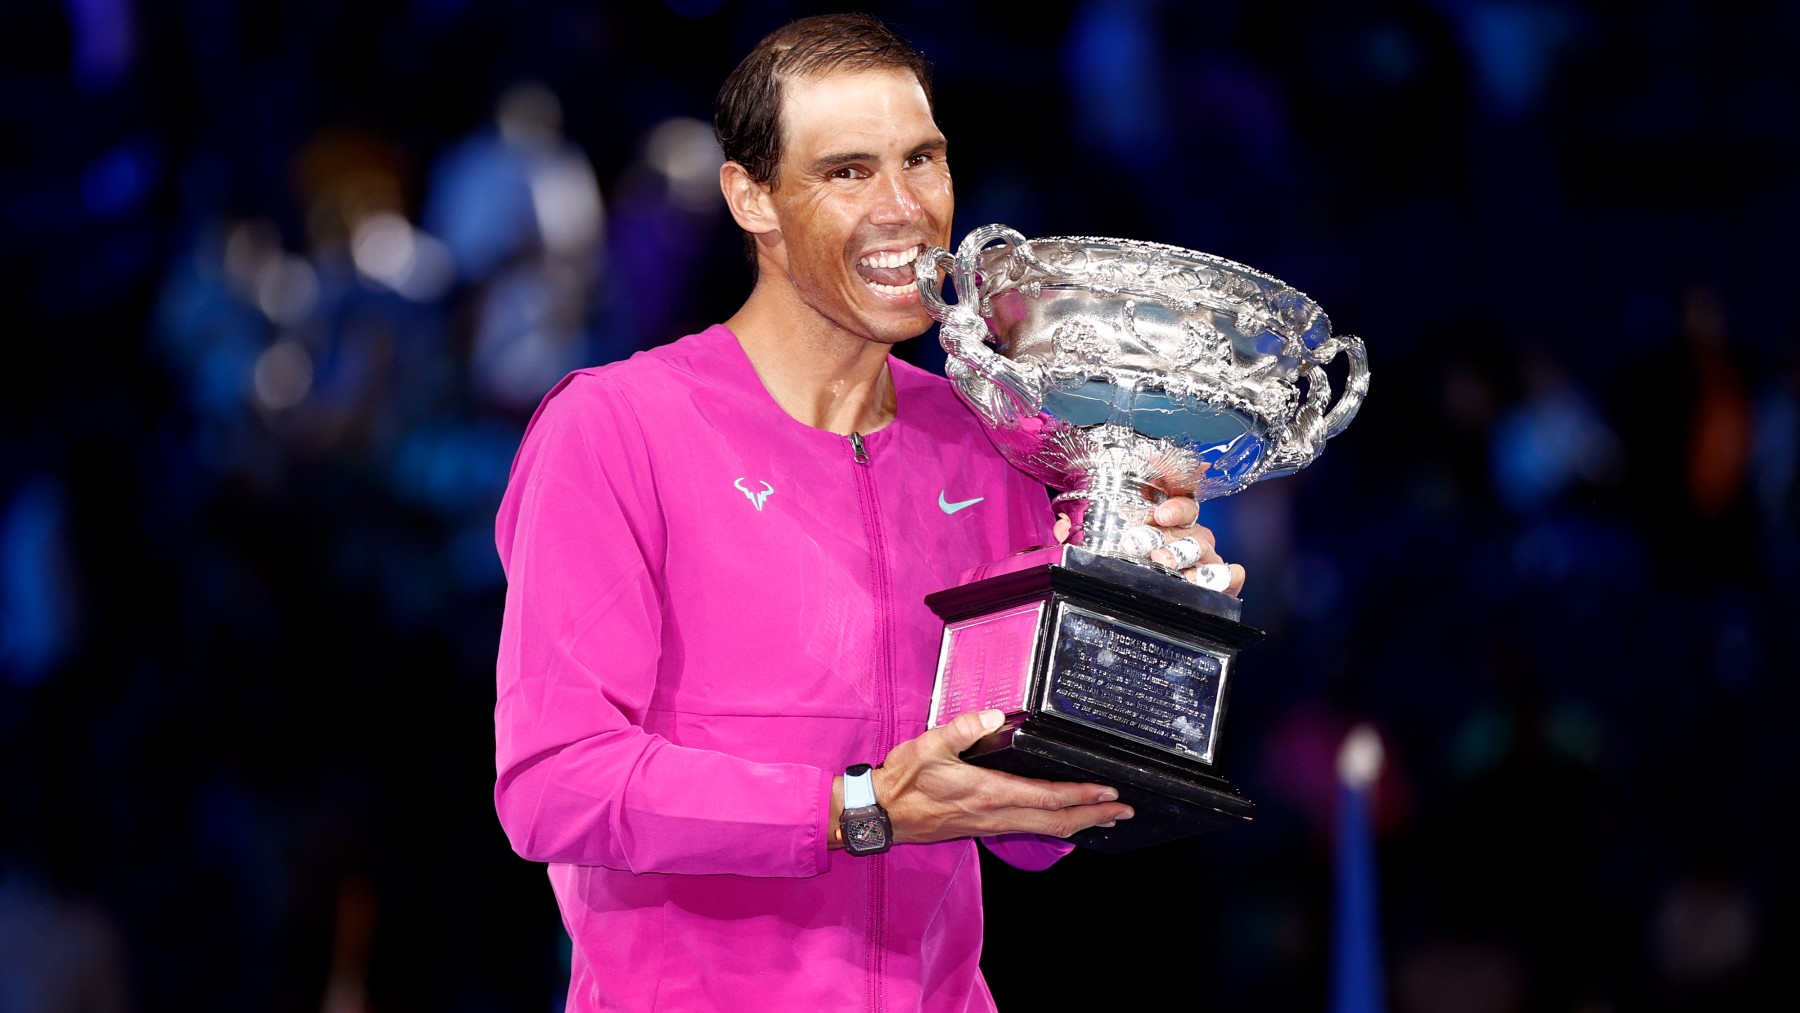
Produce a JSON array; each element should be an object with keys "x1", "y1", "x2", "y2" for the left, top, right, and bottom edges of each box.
[{"x1": 849, "y1": 430, "x2": 890, "y2": 1013}]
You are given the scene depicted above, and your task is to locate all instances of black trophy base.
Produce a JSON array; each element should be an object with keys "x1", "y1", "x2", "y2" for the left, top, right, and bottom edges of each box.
[
  {"x1": 964, "y1": 715, "x2": 1254, "y2": 852},
  {"x1": 925, "y1": 545, "x2": 1264, "y2": 853}
]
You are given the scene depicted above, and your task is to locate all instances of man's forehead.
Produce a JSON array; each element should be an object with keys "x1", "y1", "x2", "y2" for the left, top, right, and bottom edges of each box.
[{"x1": 777, "y1": 66, "x2": 938, "y2": 140}]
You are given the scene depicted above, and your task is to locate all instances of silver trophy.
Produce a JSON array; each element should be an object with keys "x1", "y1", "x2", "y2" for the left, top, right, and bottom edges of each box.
[{"x1": 918, "y1": 224, "x2": 1368, "y2": 851}]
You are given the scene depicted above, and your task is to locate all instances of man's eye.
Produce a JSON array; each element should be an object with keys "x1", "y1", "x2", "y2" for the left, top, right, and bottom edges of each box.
[
  {"x1": 905, "y1": 153, "x2": 934, "y2": 168},
  {"x1": 830, "y1": 165, "x2": 869, "y2": 180}
]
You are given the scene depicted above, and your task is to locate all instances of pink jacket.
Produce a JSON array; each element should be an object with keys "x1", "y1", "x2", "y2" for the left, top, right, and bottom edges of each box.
[{"x1": 494, "y1": 325, "x2": 1070, "y2": 1011}]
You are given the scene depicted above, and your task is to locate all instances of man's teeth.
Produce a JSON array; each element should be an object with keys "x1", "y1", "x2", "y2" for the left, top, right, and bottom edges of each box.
[
  {"x1": 858, "y1": 245, "x2": 922, "y2": 297},
  {"x1": 858, "y1": 246, "x2": 922, "y2": 269}
]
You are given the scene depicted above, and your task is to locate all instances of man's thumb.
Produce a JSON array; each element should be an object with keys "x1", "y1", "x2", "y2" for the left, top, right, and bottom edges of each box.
[{"x1": 943, "y1": 709, "x2": 1006, "y2": 753}]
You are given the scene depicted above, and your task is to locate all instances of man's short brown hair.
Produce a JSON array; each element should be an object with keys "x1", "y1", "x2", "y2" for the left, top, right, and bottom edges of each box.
[{"x1": 714, "y1": 13, "x2": 935, "y2": 189}]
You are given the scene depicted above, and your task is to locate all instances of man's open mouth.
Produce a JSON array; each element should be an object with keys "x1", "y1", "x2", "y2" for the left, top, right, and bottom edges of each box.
[{"x1": 855, "y1": 245, "x2": 924, "y2": 298}]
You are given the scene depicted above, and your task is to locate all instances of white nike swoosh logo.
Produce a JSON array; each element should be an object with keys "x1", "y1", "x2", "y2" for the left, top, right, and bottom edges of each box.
[{"x1": 939, "y1": 492, "x2": 985, "y2": 514}]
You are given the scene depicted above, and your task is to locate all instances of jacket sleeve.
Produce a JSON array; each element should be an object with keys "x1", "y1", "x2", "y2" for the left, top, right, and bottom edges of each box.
[
  {"x1": 980, "y1": 833, "x2": 1076, "y2": 871},
  {"x1": 492, "y1": 375, "x2": 833, "y2": 878}
]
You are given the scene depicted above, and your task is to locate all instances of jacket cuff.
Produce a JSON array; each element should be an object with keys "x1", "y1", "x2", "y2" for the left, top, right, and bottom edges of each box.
[
  {"x1": 981, "y1": 832, "x2": 1075, "y2": 871},
  {"x1": 813, "y1": 766, "x2": 836, "y2": 875}
]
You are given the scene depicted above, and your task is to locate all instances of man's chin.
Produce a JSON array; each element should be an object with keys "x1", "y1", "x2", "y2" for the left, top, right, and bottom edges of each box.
[
  {"x1": 855, "y1": 296, "x2": 934, "y2": 344},
  {"x1": 873, "y1": 312, "x2": 937, "y2": 346}
]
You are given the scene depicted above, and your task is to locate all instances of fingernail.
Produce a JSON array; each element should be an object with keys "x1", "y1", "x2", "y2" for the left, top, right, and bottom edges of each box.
[
  {"x1": 1098, "y1": 820, "x2": 1116, "y2": 828},
  {"x1": 1116, "y1": 808, "x2": 1135, "y2": 820},
  {"x1": 1156, "y1": 503, "x2": 1183, "y2": 525},
  {"x1": 979, "y1": 709, "x2": 1004, "y2": 732},
  {"x1": 1097, "y1": 790, "x2": 1118, "y2": 802}
]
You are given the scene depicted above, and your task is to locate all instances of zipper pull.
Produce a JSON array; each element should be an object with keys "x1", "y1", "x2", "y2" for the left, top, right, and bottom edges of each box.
[{"x1": 850, "y1": 431, "x2": 868, "y2": 464}]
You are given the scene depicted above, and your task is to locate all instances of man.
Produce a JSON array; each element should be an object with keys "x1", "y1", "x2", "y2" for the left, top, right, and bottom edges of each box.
[{"x1": 493, "y1": 14, "x2": 1243, "y2": 1010}]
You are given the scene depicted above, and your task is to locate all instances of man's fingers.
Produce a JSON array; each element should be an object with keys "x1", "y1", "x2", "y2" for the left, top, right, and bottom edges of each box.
[
  {"x1": 991, "y1": 798, "x2": 1136, "y2": 839},
  {"x1": 1138, "y1": 512, "x2": 1245, "y2": 596},
  {"x1": 1189, "y1": 563, "x2": 1233, "y2": 591},
  {"x1": 969, "y1": 767, "x2": 1125, "y2": 813},
  {"x1": 1022, "y1": 776, "x2": 1120, "y2": 810},
  {"x1": 959, "y1": 770, "x2": 1134, "y2": 838},
  {"x1": 925, "y1": 736, "x2": 1126, "y2": 812},
  {"x1": 937, "y1": 709, "x2": 1006, "y2": 755},
  {"x1": 1153, "y1": 498, "x2": 1200, "y2": 528}
]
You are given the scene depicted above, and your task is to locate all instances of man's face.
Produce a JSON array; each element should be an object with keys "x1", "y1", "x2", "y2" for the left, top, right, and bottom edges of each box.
[{"x1": 762, "y1": 67, "x2": 953, "y2": 347}]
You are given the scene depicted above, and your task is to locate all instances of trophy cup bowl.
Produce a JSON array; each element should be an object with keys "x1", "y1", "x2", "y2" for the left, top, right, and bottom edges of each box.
[{"x1": 918, "y1": 224, "x2": 1369, "y2": 851}]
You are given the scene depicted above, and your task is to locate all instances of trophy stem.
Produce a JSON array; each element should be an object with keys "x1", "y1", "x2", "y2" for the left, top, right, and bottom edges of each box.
[{"x1": 1054, "y1": 457, "x2": 1165, "y2": 560}]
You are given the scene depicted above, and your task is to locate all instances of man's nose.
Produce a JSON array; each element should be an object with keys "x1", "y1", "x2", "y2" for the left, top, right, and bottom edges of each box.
[{"x1": 868, "y1": 171, "x2": 924, "y2": 224}]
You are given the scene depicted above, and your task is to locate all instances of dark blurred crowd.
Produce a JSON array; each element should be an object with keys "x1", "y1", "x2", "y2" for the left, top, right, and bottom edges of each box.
[{"x1": 2, "y1": 1, "x2": 1796, "y2": 1011}]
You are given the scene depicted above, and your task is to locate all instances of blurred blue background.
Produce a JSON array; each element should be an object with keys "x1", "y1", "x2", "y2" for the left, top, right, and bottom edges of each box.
[{"x1": 2, "y1": 1, "x2": 1796, "y2": 1010}]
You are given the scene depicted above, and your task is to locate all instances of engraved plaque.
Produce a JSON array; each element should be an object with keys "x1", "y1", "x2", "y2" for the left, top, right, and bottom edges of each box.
[
  {"x1": 928, "y1": 602, "x2": 1045, "y2": 727},
  {"x1": 1044, "y1": 604, "x2": 1229, "y2": 764}
]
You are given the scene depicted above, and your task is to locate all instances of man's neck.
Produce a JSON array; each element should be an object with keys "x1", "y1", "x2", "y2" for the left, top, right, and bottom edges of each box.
[{"x1": 726, "y1": 285, "x2": 901, "y2": 436}]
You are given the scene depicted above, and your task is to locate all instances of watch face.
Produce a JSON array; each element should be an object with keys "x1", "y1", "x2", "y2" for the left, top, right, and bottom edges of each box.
[{"x1": 845, "y1": 814, "x2": 890, "y2": 854}]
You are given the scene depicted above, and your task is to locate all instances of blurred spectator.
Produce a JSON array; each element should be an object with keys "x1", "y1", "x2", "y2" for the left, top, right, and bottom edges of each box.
[
  {"x1": 423, "y1": 81, "x2": 604, "y2": 412},
  {"x1": 1488, "y1": 346, "x2": 1622, "y2": 517}
]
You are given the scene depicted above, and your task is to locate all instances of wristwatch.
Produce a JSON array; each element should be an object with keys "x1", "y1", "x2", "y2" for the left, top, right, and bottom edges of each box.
[{"x1": 839, "y1": 763, "x2": 892, "y2": 856}]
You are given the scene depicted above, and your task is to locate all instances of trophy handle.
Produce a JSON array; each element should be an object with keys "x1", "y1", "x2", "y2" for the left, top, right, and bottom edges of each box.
[
  {"x1": 950, "y1": 223, "x2": 1033, "y2": 307},
  {"x1": 917, "y1": 245, "x2": 961, "y2": 322},
  {"x1": 919, "y1": 232, "x2": 1047, "y2": 426},
  {"x1": 1256, "y1": 335, "x2": 1369, "y2": 481},
  {"x1": 1321, "y1": 335, "x2": 1368, "y2": 439}
]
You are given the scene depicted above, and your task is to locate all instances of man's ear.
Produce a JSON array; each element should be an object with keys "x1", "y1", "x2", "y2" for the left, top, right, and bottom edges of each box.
[{"x1": 720, "y1": 162, "x2": 777, "y2": 235}]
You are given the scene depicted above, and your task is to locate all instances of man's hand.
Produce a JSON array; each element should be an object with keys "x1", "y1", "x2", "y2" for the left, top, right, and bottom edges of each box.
[
  {"x1": 1145, "y1": 496, "x2": 1246, "y2": 595},
  {"x1": 1052, "y1": 496, "x2": 1247, "y2": 596},
  {"x1": 854, "y1": 710, "x2": 1134, "y2": 845}
]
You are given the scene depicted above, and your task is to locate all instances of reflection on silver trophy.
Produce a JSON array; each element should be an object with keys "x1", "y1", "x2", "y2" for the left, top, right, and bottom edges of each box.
[{"x1": 918, "y1": 224, "x2": 1369, "y2": 851}]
